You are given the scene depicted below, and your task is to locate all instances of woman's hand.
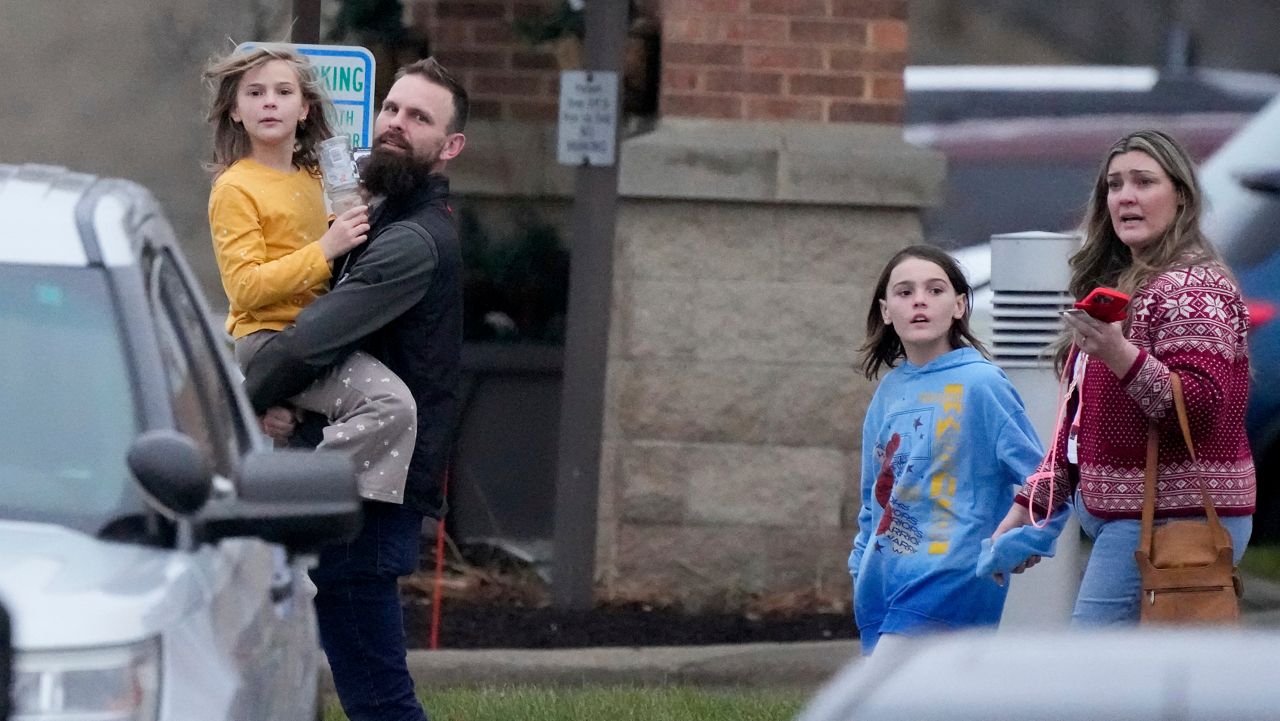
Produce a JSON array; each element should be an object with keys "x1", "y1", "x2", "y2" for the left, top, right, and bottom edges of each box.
[
  {"x1": 318, "y1": 205, "x2": 370, "y2": 260},
  {"x1": 1061, "y1": 311, "x2": 1140, "y2": 378},
  {"x1": 991, "y1": 503, "x2": 1041, "y2": 586}
]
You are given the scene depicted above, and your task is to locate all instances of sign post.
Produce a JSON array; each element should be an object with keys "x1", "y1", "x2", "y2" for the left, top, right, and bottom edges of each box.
[
  {"x1": 236, "y1": 42, "x2": 376, "y2": 149},
  {"x1": 551, "y1": 4, "x2": 629, "y2": 611}
]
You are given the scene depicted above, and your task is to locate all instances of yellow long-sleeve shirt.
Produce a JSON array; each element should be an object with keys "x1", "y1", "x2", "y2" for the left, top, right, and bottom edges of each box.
[{"x1": 208, "y1": 158, "x2": 332, "y2": 338}]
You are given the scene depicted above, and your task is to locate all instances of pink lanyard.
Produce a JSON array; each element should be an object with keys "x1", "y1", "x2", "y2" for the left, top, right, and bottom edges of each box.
[{"x1": 1025, "y1": 349, "x2": 1085, "y2": 528}]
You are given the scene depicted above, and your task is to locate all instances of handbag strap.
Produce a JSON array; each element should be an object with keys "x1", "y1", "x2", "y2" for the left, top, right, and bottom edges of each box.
[{"x1": 1138, "y1": 372, "x2": 1227, "y2": 558}]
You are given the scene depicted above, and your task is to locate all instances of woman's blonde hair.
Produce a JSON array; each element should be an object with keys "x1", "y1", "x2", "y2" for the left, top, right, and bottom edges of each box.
[{"x1": 202, "y1": 44, "x2": 336, "y2": 176}]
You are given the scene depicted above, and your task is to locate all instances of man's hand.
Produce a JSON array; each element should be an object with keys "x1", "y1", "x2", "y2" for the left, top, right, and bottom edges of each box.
[{"x1": 259, "y1": 405, "x2": 297, "y2": 445}]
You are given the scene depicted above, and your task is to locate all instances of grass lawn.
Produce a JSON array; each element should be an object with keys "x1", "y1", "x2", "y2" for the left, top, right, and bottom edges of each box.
[
  {"x1": 1240, "y1": 543, "x2": 1280, "y2": 582},
  {"x1": 322, "y1": 685, "x2": 807, "y2": 721}
]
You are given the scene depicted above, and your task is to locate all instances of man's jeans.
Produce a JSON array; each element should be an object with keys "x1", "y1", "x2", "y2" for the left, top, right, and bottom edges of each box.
[
  {"x1": 311, "y1": 501, "x2": 428, "y2": 721},
  {"x1": 1072, "y1": 490, "x2": 1252, "y2": 626}
]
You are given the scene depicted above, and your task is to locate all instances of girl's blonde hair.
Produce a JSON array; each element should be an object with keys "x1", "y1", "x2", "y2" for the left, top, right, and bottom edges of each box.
[{"x1": 202, "y1": 44, "x2": 336, "y2": 176}]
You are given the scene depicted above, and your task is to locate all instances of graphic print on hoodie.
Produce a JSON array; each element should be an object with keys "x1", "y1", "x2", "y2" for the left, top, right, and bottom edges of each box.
[{"x1": 872, "y1": 412, "x2": 930, "y2": 554}]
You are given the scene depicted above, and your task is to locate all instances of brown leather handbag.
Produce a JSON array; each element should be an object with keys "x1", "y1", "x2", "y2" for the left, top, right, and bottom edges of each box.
[{"x1": 1134, "y1": 373, "x2": 1242, "y2": 624}]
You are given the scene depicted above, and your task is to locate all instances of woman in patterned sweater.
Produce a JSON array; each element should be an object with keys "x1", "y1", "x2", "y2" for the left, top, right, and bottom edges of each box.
[{"x1": 992, "y1": 129, "x2": 1255, "y2": 625}]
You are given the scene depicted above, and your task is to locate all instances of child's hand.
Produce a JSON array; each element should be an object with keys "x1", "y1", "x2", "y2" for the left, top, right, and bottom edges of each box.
[
  {"x1": 991, "y1": 504, "x2": 1039, "y2": 585},
  {"x1": 318, "y1": 205, "x2": 370, "y2": 260},
  {"x1": 259, "y1": 405, "x2": 297, "y2": 446}
]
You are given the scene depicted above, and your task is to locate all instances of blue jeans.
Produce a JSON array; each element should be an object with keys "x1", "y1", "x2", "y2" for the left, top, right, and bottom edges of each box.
[
  {"x1": 311, "y1": 501, "x2": 428, "y2": 721},
  {"x1": 1072, "y1": 491, "x2": 1252, "y2": 626}
]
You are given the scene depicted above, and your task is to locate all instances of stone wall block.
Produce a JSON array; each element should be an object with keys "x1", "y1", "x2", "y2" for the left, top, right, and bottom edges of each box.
[
  {"x1": 612, "y1": 524, "x2": 852, "y2": 607},
  {"x1": 617, "y1": 361, "x2": 781, "y2": 443},
  {"x1": 758, "y1": 525, "x2": 857, "y2": 596},
  {"x1": 694, "y1": 282, "x2": 863, "y2": 363},
  {"x1": 622, "y1": 280, "x2": 700, "y2": 358},
  {"x1": 619, "y1": 140, "x2": 781, "y2": 203},
  {"x1": 841, "y1": 449, "x2": 864, "y2": 530},
  {"x1": 612, "y1": 524, "x2": 769, "y2": 605},
  {"x1": 617, "y1": 441, "x2": 691, "y2": 523},
  {"x1": 764, "y1": 365, "x2": 873, "y2": 450},
  {"x1": 778, "y1": 207, "x2": 921, "y2": 285},
  {"x1": 684, "y1": 443, "x2": 848, "y2": 527},
  {"x1": 679, "y1": 204, "x2": 781, "y2": 281},
  {"x1": 618, "y1": 200, "x2": 783, "y2": 282},
  {"x1": 780, "y1": 145, "x2": 945, "y2": 207},
  {"x1": 617, "y1": 203, "x2": 700, "y2": 282},
  {"x1": 594, "y1": 439, "x2": 622, "y2": 586},
  {"x1": 602, "y1": 360, "x2": 629, "y2": 441}
]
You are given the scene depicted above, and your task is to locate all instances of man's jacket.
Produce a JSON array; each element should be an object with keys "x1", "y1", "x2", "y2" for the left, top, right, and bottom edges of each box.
[{"x1": 244, "y1": 174, "x2": 463, "y2": 518}]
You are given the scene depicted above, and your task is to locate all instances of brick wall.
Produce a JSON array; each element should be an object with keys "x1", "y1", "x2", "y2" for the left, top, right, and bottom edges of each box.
[
  {"x1": 660, "y1": 0, "x2": 907, "y2": 122},
  {"x1": 408, "y1": 0, "x2": 906, "y2": 125},
  {"x1": 407, "y1": 0, "x2": 564, "y2": 122}
]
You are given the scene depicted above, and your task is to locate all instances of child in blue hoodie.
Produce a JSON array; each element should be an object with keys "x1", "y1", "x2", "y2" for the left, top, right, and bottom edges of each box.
[{"x1": 849, "y1": 245, "x2": 1044, "y2": 656}]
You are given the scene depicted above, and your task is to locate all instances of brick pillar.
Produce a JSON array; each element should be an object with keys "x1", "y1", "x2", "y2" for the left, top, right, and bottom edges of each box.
[
  {"x1": 660, "y1": 0, "x2": 906, "y2": 123},
  {"x1": 408, "y1": 0, "x2": 564, "y2": 122}
]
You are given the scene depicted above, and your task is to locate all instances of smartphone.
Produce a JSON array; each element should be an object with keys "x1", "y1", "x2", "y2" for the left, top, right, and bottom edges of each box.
[
  {"x1": 1059, "y1": 308, "x2": 1088, "y2": 320},
  {"x1": 1074, "y1": 287, "x2": 1130, "y2": 323}
]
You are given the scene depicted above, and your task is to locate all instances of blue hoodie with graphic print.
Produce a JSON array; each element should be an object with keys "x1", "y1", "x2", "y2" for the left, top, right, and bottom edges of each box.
[{"x1": 849, "y1": 347, "x2": 1043, "y2": 654}]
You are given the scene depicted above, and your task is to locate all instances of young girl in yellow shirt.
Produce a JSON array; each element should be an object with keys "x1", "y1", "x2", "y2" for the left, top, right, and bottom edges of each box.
[{"x1": 204, "y1": 45, "x2": 415, "y2": 504}]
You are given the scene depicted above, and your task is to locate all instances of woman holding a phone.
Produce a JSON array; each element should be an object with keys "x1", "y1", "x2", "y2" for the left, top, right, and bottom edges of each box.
[{"x1": 991, "y1": 129, "x2": 1256, "y2": 626}]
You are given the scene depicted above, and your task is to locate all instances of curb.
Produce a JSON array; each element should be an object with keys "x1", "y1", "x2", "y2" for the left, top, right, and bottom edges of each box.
[
  {"x1": 316, "y1": 576, "x2": 1280, "y2": 694},
  {"x1": 321, "y1": 640, "x2": 858, "y2": 692}
]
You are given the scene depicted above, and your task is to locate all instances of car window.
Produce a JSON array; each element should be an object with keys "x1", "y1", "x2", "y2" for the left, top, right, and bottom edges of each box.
[
  {"x1": 0, "y1": 265, "x2": 139, "y2": 531},
  {"x1": 150, "y1": 251, "x2": 247, "y2": 478}
]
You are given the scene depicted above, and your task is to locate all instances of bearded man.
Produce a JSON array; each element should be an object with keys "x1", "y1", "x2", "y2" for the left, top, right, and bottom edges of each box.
[{"x1": 243, "y1": 57, "x2": 469, "y2": 721}]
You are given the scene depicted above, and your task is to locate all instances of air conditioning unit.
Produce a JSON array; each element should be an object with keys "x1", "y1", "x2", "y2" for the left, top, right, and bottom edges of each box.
[
  {"x1": 990, "y1": 231, "x2": 1077, "y2": 368},
  {"x1": 988, "y1": 230, "x2": 1084, "y2": 630}
]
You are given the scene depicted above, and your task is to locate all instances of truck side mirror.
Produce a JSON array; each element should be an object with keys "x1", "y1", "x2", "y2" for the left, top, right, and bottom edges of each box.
[
  {"x1": 126, "y1": 431, "x2": 213, "y2": 517},
  {"x1": 200, "y1": 449, "x2": 361, "y2": 554}
]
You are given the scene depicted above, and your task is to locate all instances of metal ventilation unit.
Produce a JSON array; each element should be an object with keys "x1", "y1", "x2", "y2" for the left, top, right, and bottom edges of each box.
[
  {"x1": 989, "y1": 230, "x2": 1085, "y2": 630},
  {"x1": 990, "y1": 231, "x2": 1078, "y2": 368}
]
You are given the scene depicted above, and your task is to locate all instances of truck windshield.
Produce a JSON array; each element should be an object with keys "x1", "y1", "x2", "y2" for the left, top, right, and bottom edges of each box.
[{"x1": 0, "y1": 265, "x2": 140, "y2": 533}]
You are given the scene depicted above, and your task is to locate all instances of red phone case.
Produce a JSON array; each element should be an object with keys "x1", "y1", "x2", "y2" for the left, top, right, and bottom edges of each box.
[{"x1": 1074, "y1": 287, "x2": 1130, "y2": 323}]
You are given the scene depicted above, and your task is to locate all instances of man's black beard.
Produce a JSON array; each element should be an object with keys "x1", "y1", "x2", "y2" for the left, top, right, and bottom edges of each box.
[{"x1": 361, "y1": 147, "x2": 435, "y2": 201}]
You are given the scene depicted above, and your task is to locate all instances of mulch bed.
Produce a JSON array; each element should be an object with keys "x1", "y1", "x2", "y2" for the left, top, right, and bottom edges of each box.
[{"x1": 398, "y1": 542, "x2": 856, "y2": 650}]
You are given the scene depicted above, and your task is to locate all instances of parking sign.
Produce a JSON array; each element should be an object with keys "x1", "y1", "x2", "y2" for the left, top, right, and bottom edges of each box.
[{"x1": 236, "y1": 42, "x2": 376, "y2": 149}]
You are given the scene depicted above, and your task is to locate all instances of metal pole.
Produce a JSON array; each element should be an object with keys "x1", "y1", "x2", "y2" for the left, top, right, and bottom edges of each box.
[
  {"x1": 292, "y1": 0, "x2": 322, "y2": 44},
  {"x1": 551, "y1": 2, "x2": 629, "y2": 610}
]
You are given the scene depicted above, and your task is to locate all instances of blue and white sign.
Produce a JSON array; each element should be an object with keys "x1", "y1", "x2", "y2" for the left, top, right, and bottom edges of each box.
[{"x1": 237, "y1": 42, "x2": 376, "y2": 149}]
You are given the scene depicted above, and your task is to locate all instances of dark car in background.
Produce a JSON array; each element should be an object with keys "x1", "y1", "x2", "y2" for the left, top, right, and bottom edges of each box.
[
  {"x1": 926, "y1": 71, "x2": 1280, "y2": 540},
  {"x1": 906, "y1": 64, "x2": 1280, "y2": 249},
  {"x1": 1198, "y1": 96, "x2": 1280, "y2": 539}
]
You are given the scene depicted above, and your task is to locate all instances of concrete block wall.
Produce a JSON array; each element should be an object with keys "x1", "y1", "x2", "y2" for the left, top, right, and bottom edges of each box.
[{"x1": 586, "y1": 121, "x2": 941, "y2": 608}]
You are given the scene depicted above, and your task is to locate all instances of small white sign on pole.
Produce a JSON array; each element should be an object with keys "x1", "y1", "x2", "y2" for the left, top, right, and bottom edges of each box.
[
  {"x1": 236, "y1": 42, "x2": 376, "y2": 149},
  {"x1": 557, "y1": 70, "x2": 618, "y2": 167}
]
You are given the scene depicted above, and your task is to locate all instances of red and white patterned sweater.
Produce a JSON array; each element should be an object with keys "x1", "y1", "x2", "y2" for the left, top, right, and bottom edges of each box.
[{"x1": 1017, "y1": 264, "x2": 1255, "y2": 519}]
